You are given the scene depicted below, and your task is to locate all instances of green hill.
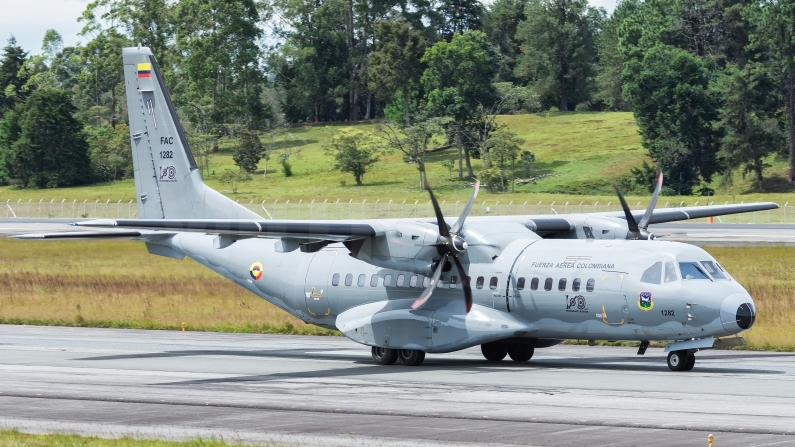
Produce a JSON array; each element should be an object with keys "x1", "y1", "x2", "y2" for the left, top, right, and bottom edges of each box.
[{"x1": 0, "y1": 111, "x2": 793, "y2": 206}]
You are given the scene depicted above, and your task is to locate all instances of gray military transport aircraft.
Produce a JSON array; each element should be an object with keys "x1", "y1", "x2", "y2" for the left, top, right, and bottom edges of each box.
[{"x1": 16, "y1": 47, "x2": 775, "y2": 371}]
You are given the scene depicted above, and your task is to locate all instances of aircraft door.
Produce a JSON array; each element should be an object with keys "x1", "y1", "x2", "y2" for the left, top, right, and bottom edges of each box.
[
  {"x1": 304, "y1": 250, "x2": 337, "y2": 318},
  {"x1": 598, "y1": 273, "x2": 625, "y2": 326}
]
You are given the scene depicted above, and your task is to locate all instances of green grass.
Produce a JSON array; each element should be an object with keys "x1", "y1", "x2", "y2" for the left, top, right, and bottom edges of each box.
[
  {"x1": 0, "y1": 430, "x2": 265, "y2": 447},
  {"x1": 1, "y1": 112, "x2": 793, "y2": 206}
]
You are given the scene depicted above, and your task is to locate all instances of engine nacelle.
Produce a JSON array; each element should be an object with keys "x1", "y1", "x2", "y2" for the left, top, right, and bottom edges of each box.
[{"x1": 336, "y1": 299, "x2": 538, "y2": 353}]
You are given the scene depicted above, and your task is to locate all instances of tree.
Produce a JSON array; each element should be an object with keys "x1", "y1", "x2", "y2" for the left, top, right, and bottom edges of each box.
[
  {"x1": 596, "y1": 0, "x2": 639, "y2": 111},
  {"x1": 747, "y1": 0, "x2": 795, "y2": 183},
  {"x1": 219, "y1": 168, "x2": 252, "y2": 194},
  {"x1": 375, "y1": 117, "x2": 449, "y2": 190},
  {"x1": 516, "y1": 0, "x2": 604, "y2": 111},
  {"x1": 174, "y1": 0, "x2": 271, "y2": 147},
  {"x1": 519, "y1": 150, "x2": 536, "y2": 177},
  {"x1": 430, "y1": 0, "x2": 485, "y2": 42},
  {"x1": 324, "y1": 128, "x2": 381, "y2": 185},
  {"x1": 483, "y1": 0, "x2": 528, "y2": 82},
  {"x1": 715, "y1": 63, "x2": 784, "y2": 189},
  {"x1": 1, "y1": 89, "x2": 93, "y2": 188},
  {"x1": 421, "y1": 30, "x2": 500, "y2": 177},
  {"x1": 0, "y1": 38, "x2": 30, "y2": 116},
  {"x1": 485, "y1": 128, "x2": 524, "y2": 192},
  {"x1": 233, "y1": 131, "x2": 263, "y2": 173},
  {"x1": 271, "y1": 0, "x2": 349, "y2": 123},
  {"x1": 441, "y1": 159, "x2": 455, "y2": 178},
  {"x1": 368, "y1": 19, "x2": 426, "y2": 127},
  {"x1": 623, "y1": 44, "x2": 720, "y2": 195}
]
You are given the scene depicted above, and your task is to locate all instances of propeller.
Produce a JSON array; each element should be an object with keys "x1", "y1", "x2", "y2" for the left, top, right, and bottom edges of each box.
[
  {"x1": 613, "y1": 172, "x2": 663, "y2": 240},
  {"x1": 411, "y1": 180, "x2": 480, "y2": 313}
]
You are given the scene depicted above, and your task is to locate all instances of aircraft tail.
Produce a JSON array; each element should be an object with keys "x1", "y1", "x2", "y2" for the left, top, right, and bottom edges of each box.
[{"x1": 122, "y1": 47, "x2": 260, "y2": 219}]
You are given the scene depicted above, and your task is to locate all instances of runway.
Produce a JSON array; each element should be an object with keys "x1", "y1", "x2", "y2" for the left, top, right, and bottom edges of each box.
[{"x1": 1, "y1": 326, "x2": 794, "y2": 446}]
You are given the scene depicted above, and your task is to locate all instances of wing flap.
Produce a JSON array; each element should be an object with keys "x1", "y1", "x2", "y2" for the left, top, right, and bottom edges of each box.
[{"x1": 14, "y1": 230, "x2": 147, "y2": 240}]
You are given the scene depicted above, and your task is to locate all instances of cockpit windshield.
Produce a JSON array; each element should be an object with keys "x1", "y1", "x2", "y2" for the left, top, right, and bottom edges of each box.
[
  {"x1": 700, "y1": 261, "x2": 727, "y2": 280},
  {"x1": 679, "y1": 262, "x2": 710, "y2": 280}
]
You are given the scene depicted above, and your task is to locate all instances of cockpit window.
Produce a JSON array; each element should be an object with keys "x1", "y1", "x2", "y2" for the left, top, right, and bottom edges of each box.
[
  {"x1": 640, "y1": 262, "x2": 662, "y2": 285},
  {"x1": 664, "y1": 262, "x2": 678, "y2": 283},
  {"x1": 679, "y1": 262, "x2": 710, "y2": 280},
  {"x1": 700, "y1": 261, "x2": 726, "y2": 280}
]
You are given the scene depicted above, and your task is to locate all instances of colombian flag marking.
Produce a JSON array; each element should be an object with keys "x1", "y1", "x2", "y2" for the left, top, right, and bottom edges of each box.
[
  {"x1": 250, "y1": 262, "x2": 263, "y2": 280},
  {"x1": 137, "y1": 62, "x2": 152, "y2": 79}
]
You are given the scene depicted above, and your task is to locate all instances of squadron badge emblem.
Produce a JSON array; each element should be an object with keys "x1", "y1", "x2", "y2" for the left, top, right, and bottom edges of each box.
[
  {"x1": 250, "y1": 262, "x2": 263, "y2": 280},
  {"x1": 638, "y1": 291, "x2": 653, "y2": 311}
]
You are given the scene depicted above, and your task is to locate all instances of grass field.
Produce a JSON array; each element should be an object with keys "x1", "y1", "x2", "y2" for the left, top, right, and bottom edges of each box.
[
  {"x1": 0, "y1": 112, "x2": 793, "y2": 206},
  {"x1": 0, "y1": 431, "x2": 255, "y2": 447},
  {"x1": 0, "y1": 239, "x2": 792, "y2": 350}
]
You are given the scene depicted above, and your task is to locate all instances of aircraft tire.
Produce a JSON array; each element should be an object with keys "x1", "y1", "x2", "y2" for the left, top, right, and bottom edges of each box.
[
  {"x1": 372, "y1": 347, "x2": 398, "y2": 365},
  {"x1": 481, "y1": 342, "x2": 508, "y2": 362},
  {"x1": 398, "y1": 349, "x2": 426, "y2": 366},
  {"x1": 667, "y1": 350, "x2": 689, "y2": 371},
  {"x1": 507, "y1": 345, "x2": 534, "y2": 362},
  {"x1": 684, "y1": 353, "x2": 696, "y2": 371}
]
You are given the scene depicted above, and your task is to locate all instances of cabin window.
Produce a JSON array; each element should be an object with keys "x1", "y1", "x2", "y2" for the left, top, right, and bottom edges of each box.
[
  {"x1": 345, "y1": 274, "x2": 353, "y2": 286},
  {"x1": 679, "y1": 262, "x2": 710, "y2": 280},
  {"x1": 423, "y1": 277, "x2": 430, "y2": 287},
  {"x1": 450, "y1": 276, "x2": 458, "y2": 289},
  {"x1": 410, "y1": 275, "x2": 418, "y2": 287},
  {"x1": 572, "y1": 278, "x2": 581, "y2": 291},
  {"x1": 489, "y1": 277, "x2": 499, "y2": 290},
  {"x1": 332, "y1": 273, "x2": 340, "y2": 286},
  {"x1": 357, "y1": 274, "x2": 366, "y2": 287},
  {"x1": 517, "y1": 277, "x2": 525, "y2": 290},
  {"x1": 476, "y1": 276, "x2": 485, "y2": 289},
  {"x1": 530, "y1": 278, "x2": 539, "y2": 290},
  {"x1": 397, "y1": 274, "x2": 405, "y2": 287},
  {"x1": 558, "y1": 278, "x2": 567, "y2": 291},
  {"x1": 384, "y1": 274, "x2": 392, "y2": 287},
  {"x1": 370, "y1": 274, "x2": 379, "y2": 287},
  {"x1": 586, "y1": 278, "x2": 595, "y2": 292},
  {"x1": 664, "y1": 262, "x2": 679, "y2": 283},
  {"x1": 640, "y1": 262, "x2": 662, "y2": 285},
  {"x1": 700, "y1": 261, "x2": 726, "y2": 280},
  {"x1": 437, "y1": 276, "x2": 445, "y2": 288},
  {"x1": 544, "y1": 278, "x2": 553, "y2": 291}
]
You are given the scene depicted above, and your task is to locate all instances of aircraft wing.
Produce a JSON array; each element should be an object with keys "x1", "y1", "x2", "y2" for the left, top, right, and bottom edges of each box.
[
  {"x1": 73, "y1": 219, "x2": 379, "y2": 242},
  {"x1": 625, "y1": 202, "x2": 778, "y2": 224},
  {"x1": 13, "y1": 229, "x2": 173, "y2": 240}
]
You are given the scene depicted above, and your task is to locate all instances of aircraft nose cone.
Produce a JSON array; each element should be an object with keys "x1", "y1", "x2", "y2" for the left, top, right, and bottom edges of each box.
[{"x1": 720, "y1": 292, "x2": 756, "y2": 333}]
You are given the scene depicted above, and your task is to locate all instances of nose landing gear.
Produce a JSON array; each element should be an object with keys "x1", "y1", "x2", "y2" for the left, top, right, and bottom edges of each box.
[{"x1": 667, "y1": 350, "x2": 696, "y2": 371}]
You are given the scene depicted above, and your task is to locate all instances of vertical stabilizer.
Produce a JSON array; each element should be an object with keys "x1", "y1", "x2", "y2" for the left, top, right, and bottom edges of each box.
[{"x1": 122, "y1": 47, "x2": 260, "y2": 219}]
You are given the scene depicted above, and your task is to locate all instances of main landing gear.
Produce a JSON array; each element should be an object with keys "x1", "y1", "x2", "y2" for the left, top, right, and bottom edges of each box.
[
  {"x1": 371, "y1": 347, "x2": 425, "y2": 366},
  {"x1": 667, "y1": 350, "x2": 696, "y2": 371},
  {"x1": 481, "y1": 341, "x2": 534, "y2": 363}
]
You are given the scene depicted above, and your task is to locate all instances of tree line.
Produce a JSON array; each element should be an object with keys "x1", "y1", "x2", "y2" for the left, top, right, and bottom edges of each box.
[{"x1": 0, "y1": 0, "x2": 793, "y2": 195}]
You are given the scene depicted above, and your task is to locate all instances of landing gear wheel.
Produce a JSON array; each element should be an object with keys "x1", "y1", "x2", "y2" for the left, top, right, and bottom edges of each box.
[
  {"x1": 398, "y1": 349, "x2": 426, "y2": 366},
  {"x1": 667, "y1": 350, "x2": 690, "y2": 371},
  {"x1": 481, "y1": 342, "x2": 508, "y2": 362},
  {"x1": 371, "y1": 347, "x2": 398, "y2": 365},
  {"x1": 684, "y1": 353, "x2": 696, "y2": 371},
  {"x1": 507, "y1": 345, "x2": 534, "y2": 362}
]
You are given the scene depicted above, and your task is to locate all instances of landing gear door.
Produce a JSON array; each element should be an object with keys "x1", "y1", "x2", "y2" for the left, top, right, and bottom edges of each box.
[
  {"x1": 598, "y1": 273, "x2": 625, "y2": 326},
  {"x1": 304, "y1": 250, "x2": 337, "y2": 319}
]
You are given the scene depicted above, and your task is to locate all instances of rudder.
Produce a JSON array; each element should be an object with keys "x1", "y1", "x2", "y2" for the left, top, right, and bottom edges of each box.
[{"x1": 122, "y1": 47, "x2": 259, "y2": 220}]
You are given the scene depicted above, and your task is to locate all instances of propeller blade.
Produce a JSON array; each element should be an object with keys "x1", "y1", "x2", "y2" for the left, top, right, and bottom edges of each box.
[
  {"x1": 411, "y1": 254, "x2": 446, "y2": 310},
  {"x1": 450, "y1": 180, "x2": 480, "y2": 235},
  {"x1": 613, "y1": 182, "x2": 640, "y2": 233},
  {"x1": 638, "y1": 172, "x2": 663, "y2": 230},
  {"x1": 424, "y1": 179, "x2": 450, "y2": 237},
  {"x1": 452, "y1": 255, "x2": 473, "y2": 313}
]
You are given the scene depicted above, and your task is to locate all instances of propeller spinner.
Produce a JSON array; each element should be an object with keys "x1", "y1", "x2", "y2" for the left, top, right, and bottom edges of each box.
[
  {"x1": 613, "y1": 172, "x2": 663, "y2": 240},
  {"x1": 411, "y1": 180, "x2": 480, "y2": 313}
]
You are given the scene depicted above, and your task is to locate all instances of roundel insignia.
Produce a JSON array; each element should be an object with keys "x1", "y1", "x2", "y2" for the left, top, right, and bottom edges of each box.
[
  {"x1": 250, "y1": 262, "x2": 263, "y2": 280},
  {"x1": 638, "y1": 291, "x2": 653, "y2": 311}
]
